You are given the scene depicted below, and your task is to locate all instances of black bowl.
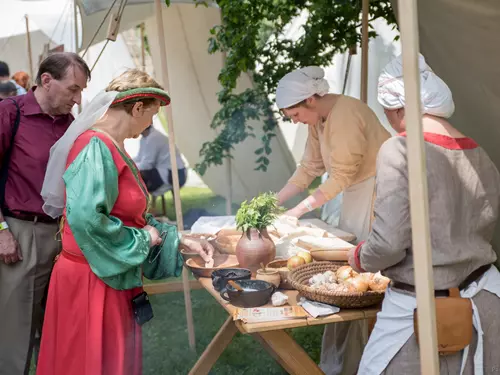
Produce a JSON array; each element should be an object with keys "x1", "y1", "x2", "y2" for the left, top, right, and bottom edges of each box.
[
  {"x1": 211, "y1": 268, "x2": 251, "y2": 292},
  {"x1": 220, "y1": 279, "x2": 275, "y2": 308}
]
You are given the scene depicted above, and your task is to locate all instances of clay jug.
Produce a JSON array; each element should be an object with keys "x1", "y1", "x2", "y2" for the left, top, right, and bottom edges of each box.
[{"x1": 236, "y1": 228, "x2": 276, "y2": 274}]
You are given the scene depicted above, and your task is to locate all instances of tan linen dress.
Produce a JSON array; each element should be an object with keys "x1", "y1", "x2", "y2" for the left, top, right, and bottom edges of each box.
[{"x1": 289, "y1": 95, "x2": 390, "y2": 375}]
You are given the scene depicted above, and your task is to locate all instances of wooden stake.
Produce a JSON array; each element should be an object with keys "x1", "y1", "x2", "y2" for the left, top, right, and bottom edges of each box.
[
  {"x1": 398, "y1": 0, "x2": 439, "y2": 373},
  {"x1": 24, "y1": 15, "x2": 34, "y2": 80},
  {"x1": 360, "y1": 0, "x2": 369, "y2": 103},
  {"x1": 140, "y1": 23, "x2": 146, "y2": 71},
  {"x1": 154, "y1": 0, "x2": 196, "y2": 351},
  {"x1": 225, "y1": 158, "x2": 232, "y2": 215},
  {"x1": 74, "y1": 0, "x2": 79, "y2": 52}
]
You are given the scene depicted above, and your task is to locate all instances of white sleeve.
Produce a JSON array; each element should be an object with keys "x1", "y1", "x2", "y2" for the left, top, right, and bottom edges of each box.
[{"x1": 135, "y1": 137, "x2": 157, "y2": 170}]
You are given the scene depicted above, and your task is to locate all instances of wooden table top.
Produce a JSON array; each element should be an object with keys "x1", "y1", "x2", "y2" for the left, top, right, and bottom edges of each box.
[{"x1": 197, "y1": 277, "x2": 379, "y2": 334}]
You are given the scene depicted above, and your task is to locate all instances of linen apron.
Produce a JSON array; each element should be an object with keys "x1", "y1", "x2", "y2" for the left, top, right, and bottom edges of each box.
[
  {"x1": 320, "y1": 177, "x2": 375, "y2": 375},
  {"x1": 357, "y1": 265, "x2": 500, "y2": 375}
]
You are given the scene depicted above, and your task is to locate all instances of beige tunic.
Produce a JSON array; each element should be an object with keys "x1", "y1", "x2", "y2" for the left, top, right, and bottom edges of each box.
[
  {"x1": 288, "y1": 95, "x2": 390, "y2": 200},
  {"x1": 358, "y1": 134, "x2": 500, "y2": 374}
]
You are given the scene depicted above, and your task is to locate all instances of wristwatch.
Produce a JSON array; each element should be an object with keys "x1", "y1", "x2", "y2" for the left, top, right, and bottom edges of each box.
[{"x1": 0, "y1": 221, "x2": 9, "y2": 231}]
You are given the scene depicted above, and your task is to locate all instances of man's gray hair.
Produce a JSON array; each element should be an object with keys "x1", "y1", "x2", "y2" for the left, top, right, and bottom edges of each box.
[{"x1": 35, "y1": 52, "x2": 91, "y2": 85}]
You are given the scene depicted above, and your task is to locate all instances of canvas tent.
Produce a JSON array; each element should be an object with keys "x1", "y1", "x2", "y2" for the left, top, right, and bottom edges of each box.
[{"x1": 77, "y1": 0, "x2": 298, "y2": 204}]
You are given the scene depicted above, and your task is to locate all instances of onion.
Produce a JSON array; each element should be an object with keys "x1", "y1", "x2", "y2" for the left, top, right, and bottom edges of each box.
[
  {"x1": 287, "y1": 256, "x2": 306, "y2": 270},
  {"x1": 336, "y1": 266, "x2": 353, "y2": 281},
  {"x1": 360, "y1": 272, "x2": 374, "y2": 282},
  {"x1": 336, "y1": 266, "x2": 359, "y2": 281},
  {"x1": 369, "y1": 272, "x2": 391, "y2": 292},
  {"x1": 348, "y1": 275, "x2": 369, "y2": 292}
]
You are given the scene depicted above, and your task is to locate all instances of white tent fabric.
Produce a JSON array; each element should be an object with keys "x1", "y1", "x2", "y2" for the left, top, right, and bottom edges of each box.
[
  {"x1": 5, "y1": 0, "x2": 297, "y2": 202},
  {"x1": 78, "y1": 0, "x2": 298, "y2": 202},
  {"x1": 143, "y1": 4, "x2": 297, "y2": 202},
  {"x1": 0, "y1": 1, "x2": 58, "y2": 75}
]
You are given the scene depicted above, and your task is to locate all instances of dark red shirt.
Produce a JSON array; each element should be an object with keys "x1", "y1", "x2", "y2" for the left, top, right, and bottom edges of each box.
[{"x1": 0, "y1": 88, "x2": 73, "y2": 216}]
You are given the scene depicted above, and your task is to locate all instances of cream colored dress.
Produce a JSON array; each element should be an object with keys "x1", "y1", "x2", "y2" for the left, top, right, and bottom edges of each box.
[{"x1": 289, "y1": 95, "x2": 389, "y2": 375}]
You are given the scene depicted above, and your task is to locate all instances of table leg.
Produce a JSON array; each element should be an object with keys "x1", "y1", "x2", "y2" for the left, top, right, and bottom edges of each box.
[
  {"x1": 254, "y1": 330, "x2": 324, "y2": 375},
  {"x1": 188, "y1": 316, "x2": 238, "y2": 375}
]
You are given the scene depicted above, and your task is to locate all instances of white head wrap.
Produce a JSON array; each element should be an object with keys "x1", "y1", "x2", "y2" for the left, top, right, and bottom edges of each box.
[
  {"x1": 275, "y1": 66, "x2": 330, "y2": 109},
  {"x1": 41, "y1": 90, "x2": 118, "y2": 218},
  {"x1": 378, "y1": 54, "x2": 455, "y2": 118}
]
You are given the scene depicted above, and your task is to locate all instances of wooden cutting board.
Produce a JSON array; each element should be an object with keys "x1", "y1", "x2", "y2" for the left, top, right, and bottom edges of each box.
[{"x1": 299, "y1": 218, "x2": 356, "y2": 243}]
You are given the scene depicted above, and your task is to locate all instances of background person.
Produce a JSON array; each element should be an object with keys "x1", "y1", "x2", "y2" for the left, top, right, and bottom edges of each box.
[{"x1": 0, "y1": 52, "x2": 90, "y2": 375}]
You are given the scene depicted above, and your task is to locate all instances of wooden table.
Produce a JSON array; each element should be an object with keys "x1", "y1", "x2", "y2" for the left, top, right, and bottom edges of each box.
[{"x1": 188, "y1": 277, "x2": 379, "y2": 375}]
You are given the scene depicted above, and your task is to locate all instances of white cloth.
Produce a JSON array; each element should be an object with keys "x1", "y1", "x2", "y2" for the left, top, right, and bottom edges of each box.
[
  {"x1": 320, "y1": 177, "x2": 375, "y2": 375},
  {"x1": 358, "y1": 265, "x2": 500, "y2": 375},
  {"x1": 41, "y1": 90, "x2": 118, "y2": 218},
  {"x1": 378, "y1": 54, "x2": 455, "y2": 118},
  {"x1": 275, "y1": 66, "x2": 330, "y2": 109}
]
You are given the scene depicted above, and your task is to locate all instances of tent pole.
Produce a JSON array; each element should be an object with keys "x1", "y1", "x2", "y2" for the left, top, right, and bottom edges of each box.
[
  {"x1": 24, "y1": 15, "x2": 34, "y2": 80},
  {"x1": 398, "y1": 0, "x2": 439, "y2": 373},
  {"x1": 74, "y1": 0, "x2": 79, "y2": 52},
  {"x1": 154, "y1": 0, "x2": 196, "y2": 352},
  {"x1": 360, "y1": 0, "x2": 369, "y2": 103},
  {"x1": 218, "y1": 9, "x2": 233, "y2": 216},
  {"x1": 140, "y1": 23, "x2": 146, "y2": 71}
]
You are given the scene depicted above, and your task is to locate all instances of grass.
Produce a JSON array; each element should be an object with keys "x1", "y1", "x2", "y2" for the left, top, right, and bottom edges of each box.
[
  {"x1": 143, "y1": 289, "x2": 323, "y2": 375},
  {"x1": 143, "y1": 184, "x2": 324, "y2": 373}
]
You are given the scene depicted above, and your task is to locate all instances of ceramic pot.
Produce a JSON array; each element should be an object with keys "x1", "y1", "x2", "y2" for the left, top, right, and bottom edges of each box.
[
  {"x1": 211, "y1": 268, "x2": 252, "y2": 292},
  {"x1": 235, "y1": 228, "x2": 276, "y2": 274},
  {"x1": 220, "y1": 279, "x2": 275, "y2": 308},
  {"x1": 256, "y1": 269, "x2": 281, "y2": 288}
]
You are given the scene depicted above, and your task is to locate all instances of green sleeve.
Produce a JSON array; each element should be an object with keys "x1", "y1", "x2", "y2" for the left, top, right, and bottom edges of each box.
[
  {"x1": 142, "y1": 214, "x2": 183, "y2": 280},
  {"x1": 63, "y1": 137, "x2": 150, "y2": 290}
]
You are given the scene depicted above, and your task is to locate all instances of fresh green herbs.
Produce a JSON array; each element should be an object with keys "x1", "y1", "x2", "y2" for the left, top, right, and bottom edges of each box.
[{"x1": 235, "y1": 192, "x2": 284, "y2": 232}]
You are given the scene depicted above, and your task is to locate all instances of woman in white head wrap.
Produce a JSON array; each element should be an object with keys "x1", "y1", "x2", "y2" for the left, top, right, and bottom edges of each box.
[
  {"x1": 276, "y1": 66, "x2": 390, "y2": 375},
  {"x1": 347, "y1": 54, "x2": 500, "y2": 374}
]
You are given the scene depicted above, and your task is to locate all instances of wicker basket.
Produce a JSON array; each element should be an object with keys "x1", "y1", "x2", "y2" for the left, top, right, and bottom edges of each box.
[{"x1": 288, "y1": 261, "x2": 385, "y2": 308}]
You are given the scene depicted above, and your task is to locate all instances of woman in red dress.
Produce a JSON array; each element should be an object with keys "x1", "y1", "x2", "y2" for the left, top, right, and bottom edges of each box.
[{"x1": 36, "y1": 69, "x2": 213, "y2": 375}]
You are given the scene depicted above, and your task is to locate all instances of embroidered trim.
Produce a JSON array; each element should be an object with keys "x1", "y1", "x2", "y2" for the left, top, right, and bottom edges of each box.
[
  {"x1": 112, "y1": 93, "x2": 170, "y2": 106},
  {"x1": 399, "y1": 132, "x2": 478, "y2": 150},
  {"x1": 354, "y1": 241, "x2": 366, "y2": 273}
]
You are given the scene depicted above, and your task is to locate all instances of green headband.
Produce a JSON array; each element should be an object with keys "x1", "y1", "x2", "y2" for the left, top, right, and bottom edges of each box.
[{"x1": 112, "y1": 87, "x2": 171, "y2": 106}]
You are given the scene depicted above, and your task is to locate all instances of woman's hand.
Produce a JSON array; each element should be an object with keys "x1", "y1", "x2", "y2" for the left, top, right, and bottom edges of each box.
[
  {"x1": 285, "y1": 206, "x2": 305, "y2": 219},
  {"x1": 181, "y1": 237, "x2": 215, "y2": 263},
  {"x1": 144, "y1": 225, "x2": 162, "y2": 247},
  {"x1": 347, "y1": 246, "x2": 363, "y2": 273}
]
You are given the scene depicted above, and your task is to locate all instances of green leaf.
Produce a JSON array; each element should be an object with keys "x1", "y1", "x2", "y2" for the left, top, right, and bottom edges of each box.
[{"x1": 196, "y1": 0, "x2": 396, "y2": 175}]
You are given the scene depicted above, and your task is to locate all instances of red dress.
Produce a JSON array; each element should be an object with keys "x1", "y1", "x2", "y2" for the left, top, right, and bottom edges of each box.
[{"x1": 36, "y1": 131, "x2": 149, "y2": 375}]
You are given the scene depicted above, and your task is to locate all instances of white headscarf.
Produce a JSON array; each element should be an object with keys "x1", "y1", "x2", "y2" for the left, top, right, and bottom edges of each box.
[
  {"x1": 41, "y1": 90, "x2": 118, "y2": 218},
  {"x1": 378, "y1": 54, "x2": 455, "y2": 118},
  {"x1": 275, "y1": 66, "x2": 330, "y2": 109}
]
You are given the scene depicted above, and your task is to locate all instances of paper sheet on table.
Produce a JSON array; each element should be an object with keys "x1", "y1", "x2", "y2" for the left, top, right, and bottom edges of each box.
[
  {"x1": 298, "y1": 297, "x2": 340, "y2": 318},
  {"x1": 190, "y1": 216, "x2": 236, "y2": 235},
  {"x1": 233, "y1": 306, "x2": 308, "y2": 323}
]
